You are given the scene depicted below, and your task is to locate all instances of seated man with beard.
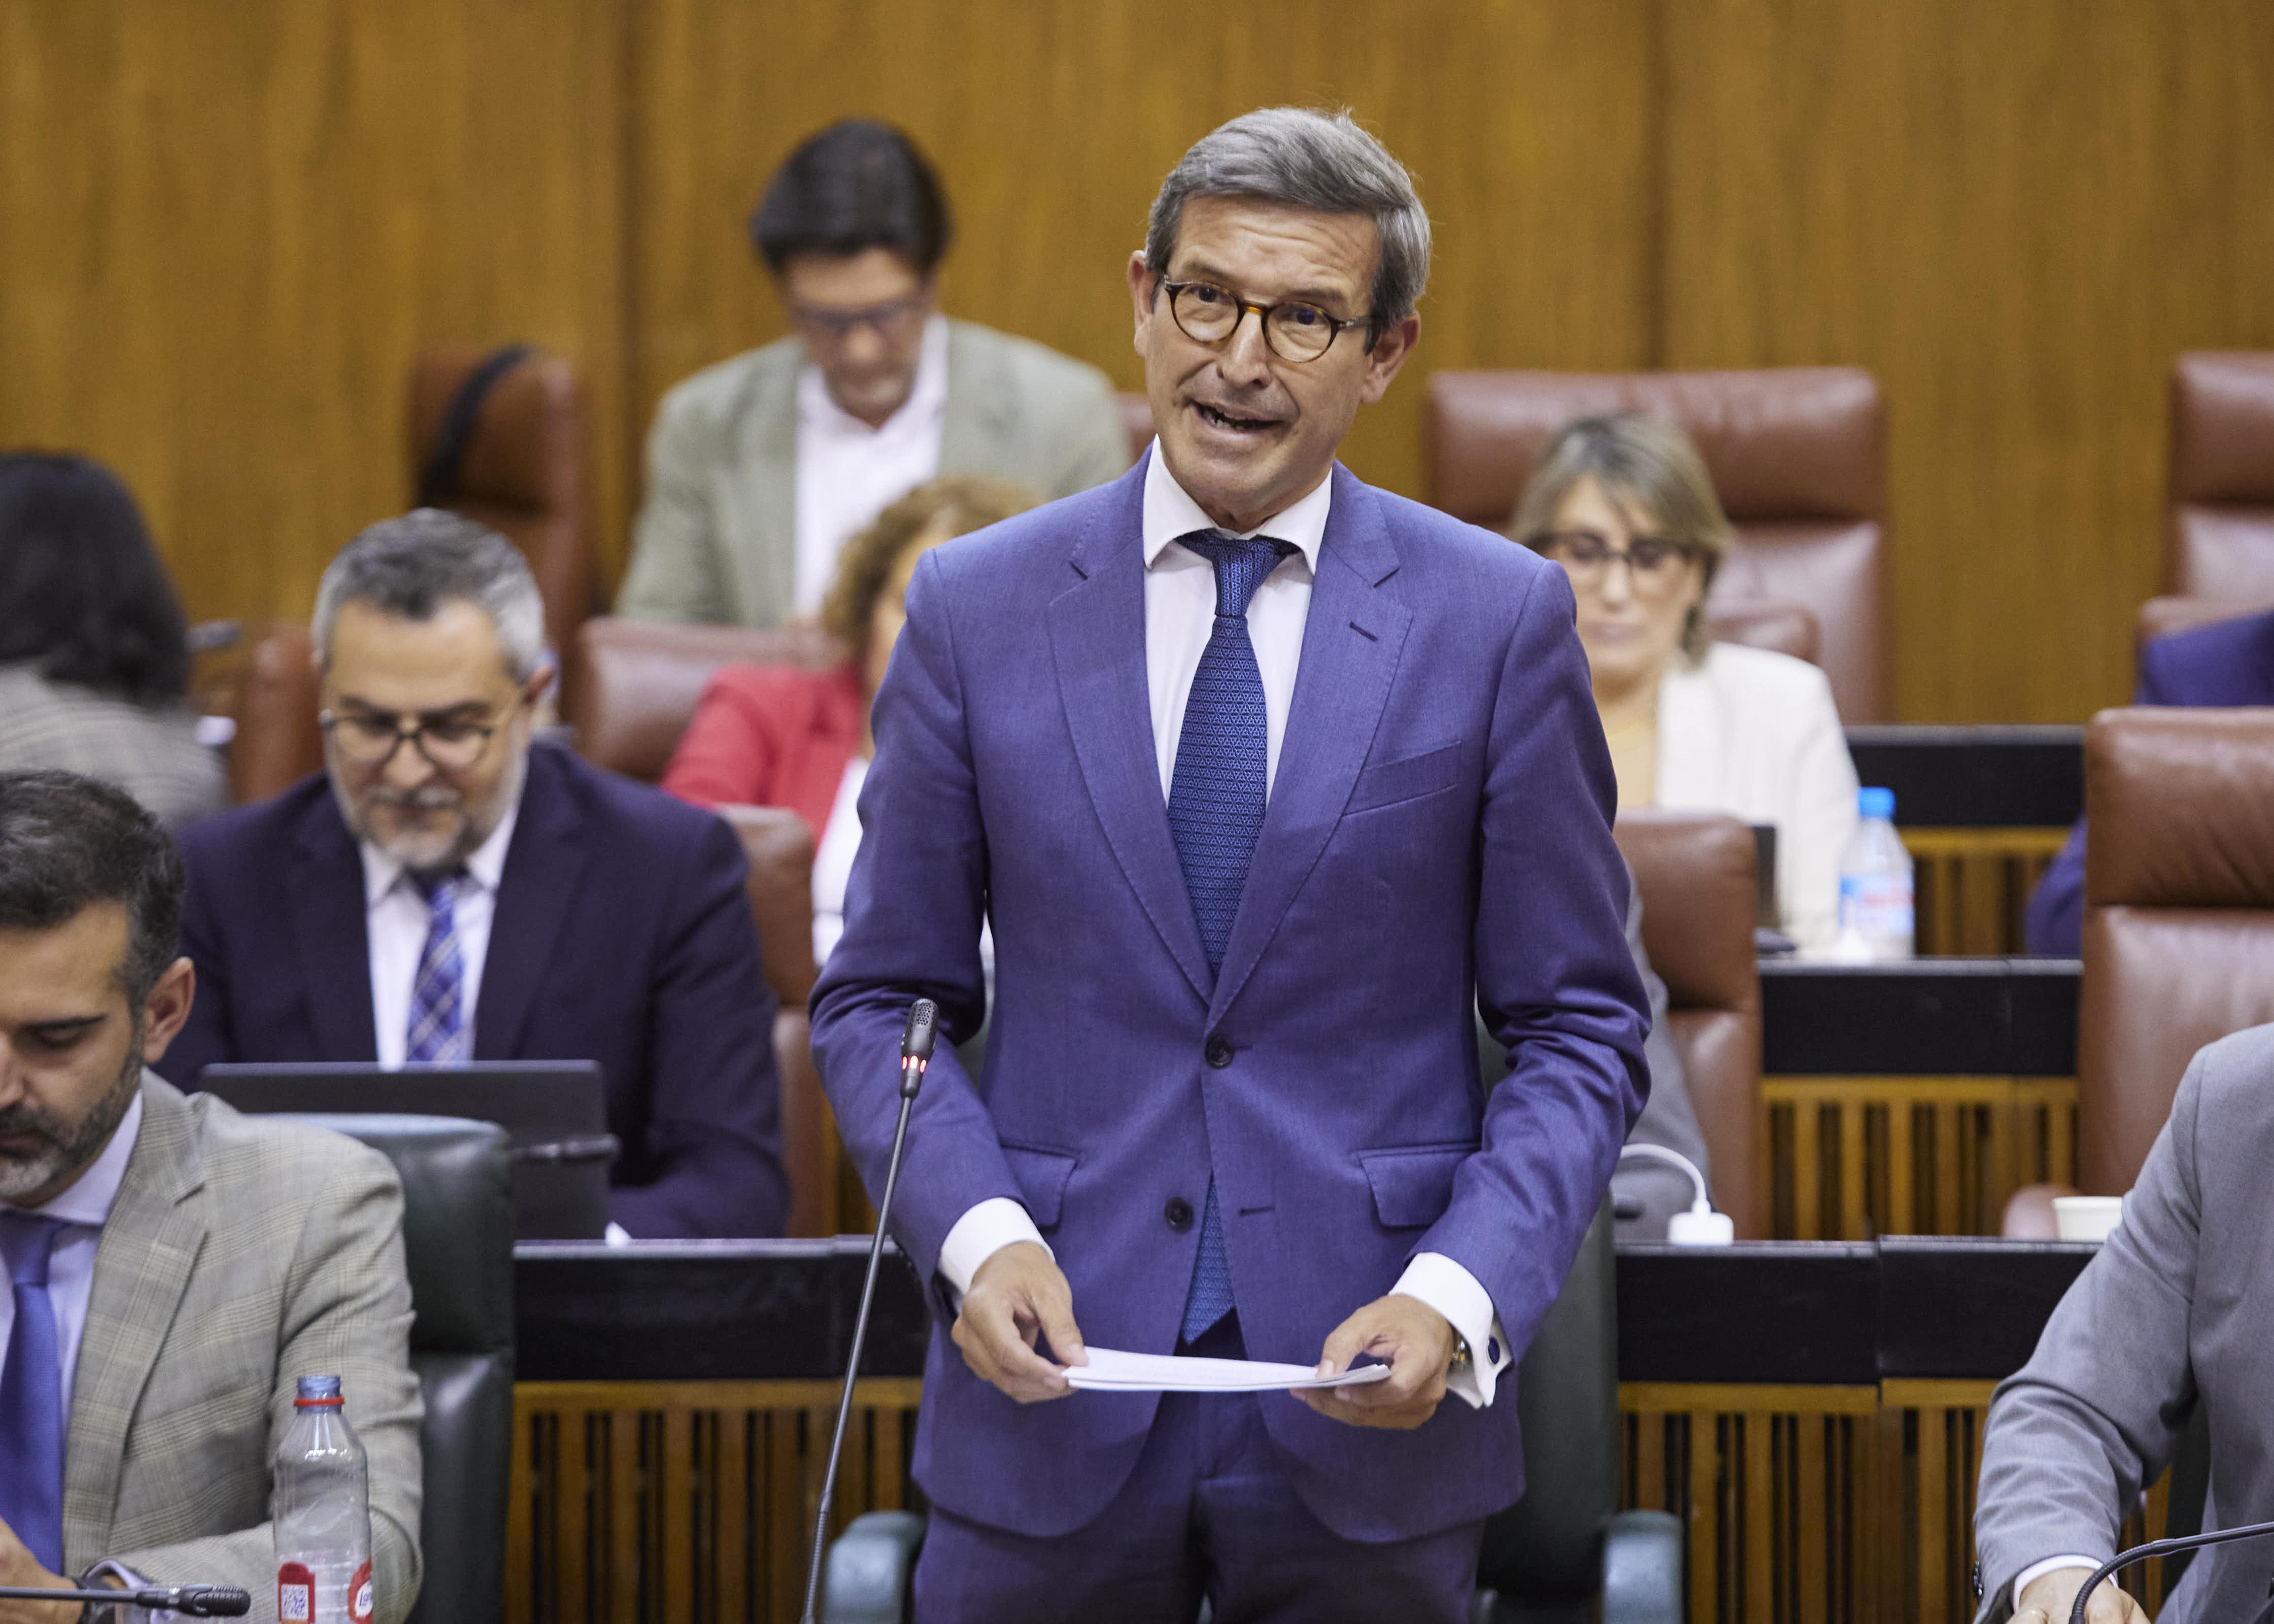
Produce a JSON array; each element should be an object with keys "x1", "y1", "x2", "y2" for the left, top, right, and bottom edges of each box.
[{"x1": 159, "y1": 510, "x2": 787, "y2": 1239}]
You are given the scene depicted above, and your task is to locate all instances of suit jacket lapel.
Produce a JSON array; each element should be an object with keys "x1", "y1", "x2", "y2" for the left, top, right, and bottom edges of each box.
[
  {"x1": 1048, "y1": 457, "x2": 1212, "y2": 1005},
  {"x1": 1209, "y1": 467, "x2": 1411, "y2": 1024},
  {"x1": 475, "y1": 748, "x2": 590, "y2": 1058},
  {"x1": 64, "y1": 1075, "x2": 206, "y2": 1562},
  {"x1": 730, "y1": 345, "x2": 800, "y2": 627},
  {"x1": 290, "y1": 797, "x2": 378, "y2": 1060}
]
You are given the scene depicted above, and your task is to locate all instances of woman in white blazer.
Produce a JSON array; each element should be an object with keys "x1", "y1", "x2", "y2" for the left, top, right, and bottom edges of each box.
[{"x1": 1511, "y1": 413, "x2": 1859, "y2": 952}]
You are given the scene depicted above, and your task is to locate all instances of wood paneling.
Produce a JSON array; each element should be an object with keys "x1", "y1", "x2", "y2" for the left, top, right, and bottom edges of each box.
[{"x1": 8, "y1": 2, "x2": 2274, "y2": 718}]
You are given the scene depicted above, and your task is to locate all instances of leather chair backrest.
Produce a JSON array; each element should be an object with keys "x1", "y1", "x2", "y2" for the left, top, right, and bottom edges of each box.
[
  {"x1": 2079, "y1": 708, "x2": 2274, "y2": 1192},
  {"x1": 1426, "y1": 367, "x2": 1887, "y2": 719},
  {"x1": 268, "y1": 1114, "x2": 514, "y2": 1624},
  {"x1": 409, "y1": 345, "x2": 592, "y2": 664},
  {"x1": 2135, "y1": 593, "x2": 2274, "y2": 654},
  {"x1": 1476, "y1": 1200, "x2": 1617, "y2": 1602},
  {"x1": 229, "y1": 622, "x2": 324, "y2": 802},
  {"x1": 2167, "y1": 352, "x2": 2274, "y2": 598},
  {"x1": 1114, "y1": 392, "x2": 1156, "y2": 465},
  {"x1": 1702, "y1": 596, "x2": 1821, "y2": 666},
  {"x1": 1614, "y1": 809, "x2": 1765, "y2": 1238},
  {"x1": 568, "y1": 616, "x2": 847, "y2": 782}
]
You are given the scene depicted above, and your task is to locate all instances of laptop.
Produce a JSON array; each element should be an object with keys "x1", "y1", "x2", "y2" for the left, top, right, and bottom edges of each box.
[{"x1": 197, "y1": 1060, "x2": 614, "y2": 1239}]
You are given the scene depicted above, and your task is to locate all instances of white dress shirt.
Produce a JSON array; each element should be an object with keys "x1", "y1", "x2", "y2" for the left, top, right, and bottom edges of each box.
[
  {"x1": 936, "y1": 447, "x2": 1512, "y2": 1407},
  {"x1": 791, "y1": 315, "x2": 950, "y2": 617},
  {"x1": 0, "y1": 1090, "x2": 144, "y2": 1424},
  {"x1": 362, "y1": 796, "x2": 520, "y2": 1069},
  {"x1": 810, "y1": 756, "x2": 870, "y2": 966}
]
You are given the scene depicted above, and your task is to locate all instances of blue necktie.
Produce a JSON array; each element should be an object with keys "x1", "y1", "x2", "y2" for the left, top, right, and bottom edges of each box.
[
  {"x1": 1167, "y1": 530, "x2": 1292, "y2": 1344},
  {"x1": 0, "y1": 1212, "x2": 69, "y2": 1574},
  {"x1": 405, "y1": 870, "x2": 470, "y2": 1065}
]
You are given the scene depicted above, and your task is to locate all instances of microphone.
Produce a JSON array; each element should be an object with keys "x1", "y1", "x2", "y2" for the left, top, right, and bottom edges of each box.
[
  {"x1": 2063, "y1": 1518, "x2": 2274, "y2": 1622},
  {"x1": 0, "y1": 1583, "x2": 251, "y2": 1615},
  {"x1": 799, "y1": 998, "x2": 937, "y2": 1624}
]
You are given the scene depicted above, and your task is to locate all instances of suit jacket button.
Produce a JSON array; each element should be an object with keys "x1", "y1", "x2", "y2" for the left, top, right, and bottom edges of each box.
[
  {"x1": 1165, "y1": 1197, "x2": 1194, "y2": 1231},
  {"x1": 1205, "y1": 1036, "x2": 1234, "y2": 1068}
]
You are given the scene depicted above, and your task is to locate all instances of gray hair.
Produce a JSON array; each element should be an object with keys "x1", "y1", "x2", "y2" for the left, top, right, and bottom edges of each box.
[
  {"x1": 312, "y1": 508, "x2": 546, "y2": 680},
  {"x1": 1144, "y1": 107, "x2": 1431, "y2": 340}
]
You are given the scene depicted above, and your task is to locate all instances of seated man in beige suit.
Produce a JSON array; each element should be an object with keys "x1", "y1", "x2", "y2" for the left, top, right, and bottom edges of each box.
[
  {"x1": 0, "y1": 770, "x2": 421, "y2": 1623},
  {"x1": 617, "y1": 118, "x2": 1129, "y2": 628}
]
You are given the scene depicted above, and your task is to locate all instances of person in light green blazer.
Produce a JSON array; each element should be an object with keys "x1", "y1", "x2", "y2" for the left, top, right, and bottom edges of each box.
[{"x1": 618, "y1": 120, "x2": 1130, "y2": 628}]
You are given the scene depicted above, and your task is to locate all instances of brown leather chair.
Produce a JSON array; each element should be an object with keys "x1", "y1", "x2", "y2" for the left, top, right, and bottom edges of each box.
[
  {"x1": 2004, "y1": 707, "x2": 2274, "y2": 1236},
  {"x1": 228, "y1": 621, "x2": 324, "y2": 802},
  {"x1": 1425, "y1": 368, "x2": 1888, "y2": 720},
  {"x1": 568, "y1": 616, "x2": 847, "y2": 782},
  {"x1": 1702, "y1": 597, "x2": 1820, "y2": 666},
  {"x1": 1612, "y1": 808, "x2": 1765, "y2": 1238},
  {"x1": 409, "y1": 345, "x2": 592, "y2": 663},
  {"x1": 1115, "y1": 392, "x2": 1156, "y2": 465},
  {"x1": 2167, "y1": 352, "x2": 2274, "y2": 598}
]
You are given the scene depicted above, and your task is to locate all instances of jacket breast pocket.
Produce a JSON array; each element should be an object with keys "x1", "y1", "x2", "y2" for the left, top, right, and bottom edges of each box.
[
  {"x1": 1001, "y1": 1143, "x2": 1079, "y2": 1229},
  {"x1": 1357, "y1": 1142, "x2": 1478, "y2": 1229},
  {"x1": 1345, "y1": 741, "x2": 1462, "y2": 816}
]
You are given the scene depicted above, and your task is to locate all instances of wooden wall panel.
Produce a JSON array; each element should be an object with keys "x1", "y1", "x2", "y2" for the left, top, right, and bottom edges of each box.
[
  {"x1": 1659, "y1": 0, "x2": 2274, "y2": 720},
  {"x1": 0, "y1": 0, "x2": 629, "y2": 627}
]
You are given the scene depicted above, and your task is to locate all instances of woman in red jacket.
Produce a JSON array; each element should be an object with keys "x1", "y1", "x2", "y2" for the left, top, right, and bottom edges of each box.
[{"x1": 663, "y1": 474, "x2": 1037, "y2": 960}]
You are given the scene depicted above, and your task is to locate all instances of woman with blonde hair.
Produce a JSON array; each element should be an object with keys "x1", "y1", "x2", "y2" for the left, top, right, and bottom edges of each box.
[
  {"x1": 664, "y1": 473, "x2": 1038, "y2": 961},
  {"x1": 1511, "y1": 412, "x2": 1858, "y2": 951}
]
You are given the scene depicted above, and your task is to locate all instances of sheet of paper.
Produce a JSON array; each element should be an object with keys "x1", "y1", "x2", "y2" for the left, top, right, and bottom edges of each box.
[{"x1": 1063, "y1": 1346, "x2": 1395, "y2": 1394}]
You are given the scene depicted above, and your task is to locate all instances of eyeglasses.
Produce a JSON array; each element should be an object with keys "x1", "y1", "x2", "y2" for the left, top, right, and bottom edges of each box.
[
  {"x1": 1534, "y1": 530, "x2": 1699, "y2": 598},
  {"x1": 1158, "y1": 280, "x2": 1374, "y2": 364},
  {"x1": 790, "y1": 292, "x2": 929, "y2": 344},
  {"x1": 320, "y1": 706, "x2": 507, "y2": 772}
]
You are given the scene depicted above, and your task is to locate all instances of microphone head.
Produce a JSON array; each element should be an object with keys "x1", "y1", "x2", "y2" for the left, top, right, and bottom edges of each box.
[
  {"x1": 901, "y1": 999, "x2": 938, "y2": 1063},
  {"x1": 168, "y1": 1586, "x2": 253, "y2": 1617}
]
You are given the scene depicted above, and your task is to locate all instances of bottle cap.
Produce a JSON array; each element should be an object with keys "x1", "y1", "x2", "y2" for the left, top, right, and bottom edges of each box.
[
  {"x1": 295, "y1": 1374, "x2": 345, "y2": 1407},
  {"x1": 1858, "y1": 786, "x2": 1895, "y2": 820}
]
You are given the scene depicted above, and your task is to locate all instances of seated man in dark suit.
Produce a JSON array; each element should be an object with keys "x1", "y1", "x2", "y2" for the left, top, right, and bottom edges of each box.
[
  {"x1": 160, "y1": 510, "x2": 786, "y2": 1239},
  {"x1": 2025, "y1": 606, "x2": 2274, "y2": 955}
]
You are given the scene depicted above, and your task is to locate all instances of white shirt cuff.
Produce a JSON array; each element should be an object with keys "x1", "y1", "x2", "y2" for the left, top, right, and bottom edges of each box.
[
  {"x1": 2012, "y1": 1555, "x2": 2103, "y2": 1604},
  {"x1": 936, "y1": 1196, "x2": 1051, "y2": 1304},
  {"x1": 1392, "y1": 1252, "x2": 1510, "y2": 1408}
]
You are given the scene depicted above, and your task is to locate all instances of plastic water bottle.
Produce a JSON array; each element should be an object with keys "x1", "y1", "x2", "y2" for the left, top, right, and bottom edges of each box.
[
  {"x1": 1832, "y1": 786, "x2": 1915, "y2": 960},
  {"x1": 274, "y1": 1375, "x2": 374, "y2": 1624}
]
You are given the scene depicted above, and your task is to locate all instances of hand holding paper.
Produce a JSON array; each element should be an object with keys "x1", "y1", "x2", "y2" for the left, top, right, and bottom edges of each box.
[
  {"x1": 1299, "y1": 1292, "x2": 1461, "y2": 1430},
  {"x1": 1066, "y1": 1347, "x2": 1393, "y2": 1394}
]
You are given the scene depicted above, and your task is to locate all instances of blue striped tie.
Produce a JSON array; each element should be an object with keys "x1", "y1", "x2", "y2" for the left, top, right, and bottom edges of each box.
[
  {"x1": 1167, "y1": 530, "x2": 1292, "y2": 1344},
  {"x1": 406, "y1": 869, "x2": 470, "y2": 1065},
  {"x1": 0, "y1": 1213, "x2": 69, "y2": 1573}
]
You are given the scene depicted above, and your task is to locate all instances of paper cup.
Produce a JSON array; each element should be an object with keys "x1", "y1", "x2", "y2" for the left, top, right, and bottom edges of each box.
[{"x1": 2052, "y1": 1195, "x2": 2124, "y2": 1243}]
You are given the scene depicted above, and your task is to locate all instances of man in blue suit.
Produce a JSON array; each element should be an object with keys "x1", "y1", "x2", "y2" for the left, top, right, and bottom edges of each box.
[
  {"x1": 2024, "y1": 606, "x2": 2274, "y2": 957},
  {"x1": 160, "y1": 510, "x2": 786, "y2": 1239},
  {"x1": 809, "y1": 109, "x2": 1649, "y2": 1618}
]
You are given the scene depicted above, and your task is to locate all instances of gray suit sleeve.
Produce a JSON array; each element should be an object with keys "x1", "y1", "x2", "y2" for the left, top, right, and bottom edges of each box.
[
  {"x1": 1971, "y1": 1049, "x2": 2207, "y2": 1619},
  {"x1": 1612, "y1": 884, "x2": 1712, "y2": 1239},
  {"x1": 617, "y1": 387, "x2": 732, "y2": 623},
  {"x1": 115, "y1": 1153, "x2": 425, "y2": 1624}
]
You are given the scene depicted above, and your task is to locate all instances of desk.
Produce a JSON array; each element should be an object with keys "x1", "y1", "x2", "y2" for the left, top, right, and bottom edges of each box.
[{"x1": 507, "y1": 1238, "x2": 2181, "y2": 1624}]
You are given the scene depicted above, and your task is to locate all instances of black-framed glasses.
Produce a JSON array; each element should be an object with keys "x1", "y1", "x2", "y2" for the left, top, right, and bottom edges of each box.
[
  {"x1": 1158, "y1": 280, "x2": 1373, "y2": 363},
  {"x1": 319, "y1": 706, "x2": 506, "y2": 772},
  {"x1": 789, "y1": 291, "x2": 930, "y2": 344},
  {"x1": 1533, "y1": 530, "x2": 1699, "y2": 599}
]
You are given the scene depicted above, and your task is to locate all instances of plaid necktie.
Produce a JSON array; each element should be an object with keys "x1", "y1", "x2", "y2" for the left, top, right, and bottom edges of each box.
[
  {"x1": 0, "y1": 1212, "x2": 69, "y2": 1573},
  {"x1": 1166, "y1": 530, "x2": 1293, "y2": 1344},
  {"x1": 405, "y1": 868, "x2": 471, "y2": 1065}
]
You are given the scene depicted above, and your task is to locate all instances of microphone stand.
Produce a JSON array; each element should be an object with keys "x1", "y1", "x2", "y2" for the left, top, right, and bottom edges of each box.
[
  {"x1": 2065, "y1": 1517, "x2": 2274, "y2": 1623},
  {"x1": 0, "y1": 1584, "x2": 249, "y2": 1616},
  {"x1": 799, "y1": 998, "x2": 937, "y2": 1624}
]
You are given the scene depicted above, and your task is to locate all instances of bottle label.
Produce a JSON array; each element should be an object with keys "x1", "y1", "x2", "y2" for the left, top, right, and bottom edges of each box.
[
  {"x1": 278, "y1": 1563, "x2": 315, "y2": 1624},
  {"x1": 350, "y1": 1560, "x2": 375, "y2": 1623},
  {"x1": 1840, "y1": 873, "x2": 1914, "y2": 940}
]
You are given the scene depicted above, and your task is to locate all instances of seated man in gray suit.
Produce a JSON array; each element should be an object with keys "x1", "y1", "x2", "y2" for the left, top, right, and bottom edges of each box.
[
  {"x1": 1973, "y1": 1023, "x2": 2274, "y2": 1624},
  {"x1": 0, "y1": 771, "x2": 422, "y2": 1622},
  {"x1": 618, "y1": 118, "x2": 1129, "y2": 627}
]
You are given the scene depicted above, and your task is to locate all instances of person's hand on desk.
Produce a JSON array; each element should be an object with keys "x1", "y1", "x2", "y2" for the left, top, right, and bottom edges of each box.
[
  {"x1": 2014, "y1": 1568, "x2": 2149, "y2": 1624},
  {"x1": 953, "y1": 1240, "x2": 1088, "y2": 1403},
  {"x1": 0, "y1": 1515, "x2": 78, "y2": 1623},
  {"x1": 1299, "y1": 1294, "x2": 1455, "y2": 1429}
]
